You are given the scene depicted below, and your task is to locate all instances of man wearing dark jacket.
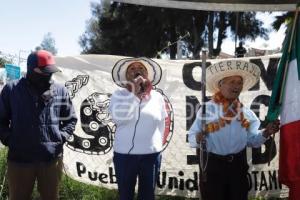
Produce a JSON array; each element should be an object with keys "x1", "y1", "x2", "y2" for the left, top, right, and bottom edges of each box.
[{"x1": 0, "y1": 50, "x2": 77, "y2": 200}]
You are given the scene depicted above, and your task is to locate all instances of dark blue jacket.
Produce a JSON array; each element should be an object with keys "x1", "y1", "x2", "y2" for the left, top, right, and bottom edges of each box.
[{"x1": 0, "y1": 78, "x2": 77, "y2": 163}]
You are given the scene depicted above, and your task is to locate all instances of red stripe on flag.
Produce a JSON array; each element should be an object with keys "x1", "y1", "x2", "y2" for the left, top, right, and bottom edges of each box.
[
  {"x1": 279, "y1": 120, "x2": 300, "y2": 187},
  {"x1": 288, "y1": 181, "x2": 300, "y2": 200}
]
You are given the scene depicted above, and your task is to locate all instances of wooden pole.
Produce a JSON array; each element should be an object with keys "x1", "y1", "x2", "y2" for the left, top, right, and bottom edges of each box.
[{"x1": 198, "y1": 50, "x2": 208, "y2": 200}]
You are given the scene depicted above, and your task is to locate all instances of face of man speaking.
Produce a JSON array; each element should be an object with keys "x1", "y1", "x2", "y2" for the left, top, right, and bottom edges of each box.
[
  {"x1": 218, "y1": 75, "x2": 243, "y2": 101},
  {"x1": 125, "y1": 62, "x2": 148, "y2": 83}
]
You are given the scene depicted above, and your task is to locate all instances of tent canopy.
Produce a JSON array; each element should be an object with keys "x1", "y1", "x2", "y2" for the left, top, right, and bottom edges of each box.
[{"x1": 113, "y1": 0, "x2": 298, "y2": 11}]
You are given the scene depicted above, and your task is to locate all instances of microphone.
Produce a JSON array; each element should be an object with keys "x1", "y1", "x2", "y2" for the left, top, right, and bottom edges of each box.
[
  {"x1": 134, "y1": 73, "x2": 145, "y2": 93},
  {"x1": 140, "y1": 83, "x2": 145, "y2": 93}
]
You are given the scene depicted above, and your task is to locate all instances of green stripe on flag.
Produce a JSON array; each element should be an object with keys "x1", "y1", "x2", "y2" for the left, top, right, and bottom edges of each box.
[{"x1": 266, "y1": 16, "x2": 300, "y2": 121}]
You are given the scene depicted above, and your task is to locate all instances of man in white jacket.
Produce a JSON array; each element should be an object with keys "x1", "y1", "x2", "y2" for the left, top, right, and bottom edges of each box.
[{"x1": 109, "y1": 57, "x2": 167, "y2": 200}]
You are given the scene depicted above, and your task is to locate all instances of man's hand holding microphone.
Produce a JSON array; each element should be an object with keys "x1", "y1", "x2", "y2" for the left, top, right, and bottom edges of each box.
[{"x1": 133, "y1": 74, "x2": 151, "y2": 99}]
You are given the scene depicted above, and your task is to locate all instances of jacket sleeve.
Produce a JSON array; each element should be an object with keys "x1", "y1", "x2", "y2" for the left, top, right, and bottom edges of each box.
[
  {"x1": 245, "y1": 108, "x2": 267, "y2": 148},
  {"x1": 108, "y1": 89, "x2": 140, "y2": 126},
  {"x1": 188, "y1": 109, "x2": 202, "y2": 148},
  {"x1": 0, "y1": 85, "x2": 12, "y2": 146},
  {"x1": 59, "y1": 87, "x2": 78, "y2": 142},
  {"x1": 187, "y1": 102, "x2": 217, "y2": 148}
]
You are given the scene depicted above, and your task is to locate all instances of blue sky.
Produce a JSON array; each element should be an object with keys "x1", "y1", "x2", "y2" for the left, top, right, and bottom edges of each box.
[
  {"x1": 0, "y1": 0, "x2": 97, "y2": 57},
  {"x1": 0, "y1": 1, "x2": 286, "y2": 59}
]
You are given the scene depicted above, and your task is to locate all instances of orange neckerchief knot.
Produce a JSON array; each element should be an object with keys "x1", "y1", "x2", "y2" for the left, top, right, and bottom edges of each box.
[{"x1": 204, "y1": 91, "x2": 250, "y2": 134}]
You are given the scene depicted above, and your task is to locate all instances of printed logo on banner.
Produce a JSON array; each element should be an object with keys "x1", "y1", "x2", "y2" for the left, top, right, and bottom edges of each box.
[
  {"x1": 65, "y1": 75, "x2": 174, "y2": 155},
  {"x1": 65, "y1": 75, "x2": 89, "y2": 98}
]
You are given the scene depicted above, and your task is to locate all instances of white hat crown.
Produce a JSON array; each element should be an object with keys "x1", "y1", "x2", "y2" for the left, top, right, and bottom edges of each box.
[
  {"x1": 206, "y1": 60, "x2": 261, "y2": 93},
  {"x1": 112, "y1": 57, "x2": 162, "y2": 87}
]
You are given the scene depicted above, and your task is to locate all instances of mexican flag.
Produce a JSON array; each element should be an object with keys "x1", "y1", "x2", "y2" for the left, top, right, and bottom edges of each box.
[{"x1": 266, "y1": 10, "x2": 300, "y2": 200}]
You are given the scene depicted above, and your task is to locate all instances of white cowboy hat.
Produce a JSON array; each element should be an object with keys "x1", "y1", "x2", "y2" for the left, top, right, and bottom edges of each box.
[
  {"x1": 206, "y1": 60, "x2": 261, "y2": 93},
  {"x1": 112, "y1": 57, "x2": 162, "y2": 87}
]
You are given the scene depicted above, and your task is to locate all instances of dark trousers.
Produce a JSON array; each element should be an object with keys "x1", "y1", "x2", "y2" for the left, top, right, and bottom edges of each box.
[
  {"x1": 7, "y1": 158, "x2": 63, "y2": 200},
  {"x1": 113, "y1": 152, "x2": 162, "y2": 200},
  {"x1": 200, "y1": 149, "x2": 249, "y2": 200}
]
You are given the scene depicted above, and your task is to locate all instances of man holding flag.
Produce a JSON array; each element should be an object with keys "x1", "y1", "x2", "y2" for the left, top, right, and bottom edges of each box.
[
  {"x1": 267, "y1": 6, "x2": 300, "y2": 200},
  {"x1": 188, "y1": 59, "x2": 280, "y2": 200}
]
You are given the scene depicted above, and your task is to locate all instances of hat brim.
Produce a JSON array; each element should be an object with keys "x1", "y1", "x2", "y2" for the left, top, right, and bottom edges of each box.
[
  {"x1": 39, "y1": 65, "x2": 61, "y2": 74},
  {"x1": 112, "y1": 57, "x2": 162, "y2": 87},
  {"x1": 206, "y1": 60, "x2": 261, "y2": 94}
]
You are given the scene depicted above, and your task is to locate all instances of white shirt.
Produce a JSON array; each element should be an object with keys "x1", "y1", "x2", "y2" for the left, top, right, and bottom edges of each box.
[
  {"x1": 188, "y1": 100, "x2": 267, "y2": 155},
  {"x1": 109, "y1": 88, "x2": 167, "y2": 154}
]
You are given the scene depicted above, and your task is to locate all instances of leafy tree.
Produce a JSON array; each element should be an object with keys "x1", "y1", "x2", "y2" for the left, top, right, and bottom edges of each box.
[
  {"x1": 80, "y1": 3, "x2": 170, "y2": 57},
  {"x1": 80, "y1": 2, "x2": 208, "y2": 59},
  {"x1": 35, "y1": 46, "x2": 42, "y2": 51},
  {"x1": 207, "y1": 11, "x2": 269, "y2": 58},
  {"x1": 0, "y1": 56, "x2": 13, "y2": 68},
  {"x1": 80, "y1": 2, "x2": 268, "y2": 59},
  {"x1": 40, "y1": 32, "x2": 58, "y2": 55},
  {"x1": 272, "y1": 12, "x2": 293, "y2": 31},
  {"x1": 0, "y1": 58, "x2": 7, "y2": 68}
]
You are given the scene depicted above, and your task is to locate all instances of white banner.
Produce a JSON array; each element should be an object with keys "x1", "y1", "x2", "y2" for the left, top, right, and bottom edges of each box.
[
  {"x1": 54, "y1": 54, "x2": 288, "y2": 198},
  {"x1": 113, "y1": 0, "x2": 297, "y2": 11}
]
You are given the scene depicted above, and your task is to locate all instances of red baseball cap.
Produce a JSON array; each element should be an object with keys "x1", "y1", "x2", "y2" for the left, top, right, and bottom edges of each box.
[{"x1": 27, "y1": 50, "x2": 61, "y2": 74}]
